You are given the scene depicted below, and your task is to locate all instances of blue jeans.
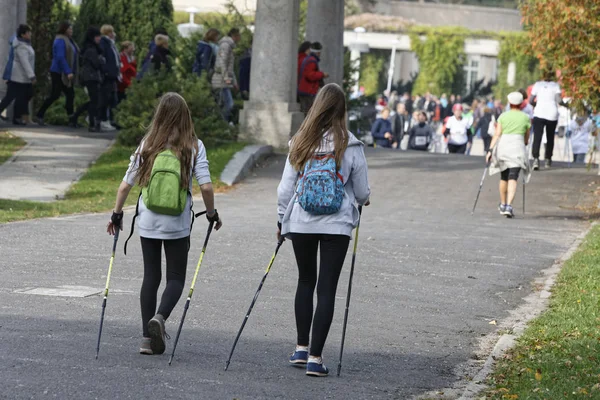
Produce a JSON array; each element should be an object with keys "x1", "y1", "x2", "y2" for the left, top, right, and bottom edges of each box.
[{"x1": 220, "y1": 88, "x2": 234, "y2": 122}]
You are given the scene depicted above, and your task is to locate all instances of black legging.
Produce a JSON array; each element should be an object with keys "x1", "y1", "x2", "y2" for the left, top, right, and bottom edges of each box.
[
  {"x1": 140, "y1": 236, "x2": 189, "y2": 337},
  {"x1": 291, "y1": 233, "x2": 350, "y2": 357},
  {"x1": 37, "y1": 72, "x2": 74, "y2": 119},
  {"x1": 532, "y1": 117, "x2": 558, "y2": 160},
  {"x1": 0, "y1": 81, "x2": 32, "y2": 121},
  {"x1": 72, "y1": 82, "x2": 100, "y2": 126}
]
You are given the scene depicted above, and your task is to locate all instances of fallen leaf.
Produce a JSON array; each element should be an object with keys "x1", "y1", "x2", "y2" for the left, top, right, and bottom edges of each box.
[
  {"x1": 489, "y1": 320, "x2": 497, "y2": 325},
  {"x1": 535, "y1": 368, "x2": 542, "y2": 381}
]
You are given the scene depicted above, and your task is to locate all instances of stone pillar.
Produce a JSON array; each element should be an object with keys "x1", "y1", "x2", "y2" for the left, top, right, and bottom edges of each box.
[
  {"x1": 0, "y1": 0, "x2": 26, "y2": 118},
  {"x1": 0, "y1": 0, "x2": 19, "y2": 103},
  {"x1": 239, "y1": 0, "x2": 304, "y2": 149},
  {"x1": 305, "y1": 0, "x2": 344, "y2": 86}
]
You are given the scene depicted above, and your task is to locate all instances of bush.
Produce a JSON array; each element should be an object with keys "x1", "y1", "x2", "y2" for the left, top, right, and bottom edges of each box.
[
  {"x1": 115, "y1": 71, "x2": 235, "y2": 147},
  {"x1": 76, "y1": 0, "x2": 178, "y2": 60}
]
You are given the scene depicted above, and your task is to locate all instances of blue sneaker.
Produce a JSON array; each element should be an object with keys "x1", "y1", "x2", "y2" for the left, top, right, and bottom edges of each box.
[
  {"x1": 289, "y1": 350, "x2": 308, "y2": 367},
  {"x1": 498, "y1": 203, "x2": 506, "y2": 215},
  {"x1": 306, "y1": 360, "x2": 329, "y2": 377}
]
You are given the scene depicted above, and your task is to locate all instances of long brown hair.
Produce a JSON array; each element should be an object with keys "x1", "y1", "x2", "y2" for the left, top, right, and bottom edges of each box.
[
  {"x1": 289, "y1": 83, "x2": 348, "y2": 171},
  {"x1": 136, "y1": 92, "x2": 198, "y2": 189}
]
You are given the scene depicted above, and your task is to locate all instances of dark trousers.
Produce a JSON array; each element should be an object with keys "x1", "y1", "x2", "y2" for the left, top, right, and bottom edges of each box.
[
  {"x1": 37, "y1": 72, "x2": 74, "y2": 119},
  {"x1": 299, "y1": 95, "x2": 315, "y2": 115},
  {"x1": 72, "y1": 82, "x2": 100, "y2": 126},
  {"x1": 532, "y1": 117, "x2": 558, "y2": 160},
  {"x1": 0, "y1": 81, "x2": 32, "y2": 120},
  {"x1": 291, "y1": 233, "x2": 350, "y2": 357},
  {"x1": 140, "y1": 236, "x2": 189, "y2": 337},
  {"x1": 482, "y1": 135, "x2": 492, "y2": 153},
  {"x1": 100, "y1": 78, "x2": 117, "y2": 122},
  {"x1": 448, "y1": 143, "x2": 467, "y2": 154}
]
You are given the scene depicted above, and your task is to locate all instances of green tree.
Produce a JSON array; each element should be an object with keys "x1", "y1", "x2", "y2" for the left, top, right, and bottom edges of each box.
[
  {"x1": 521, "y1": 0, "x2": 600, "y2": 110},
  {"x1": 76, "y1": 0, "x2": 177, "y2": 59},
  {"x1": 492, "y1": 32, "x2": 538, "y2": 101},
  {"x1": 410, "y1": 27, "x2": 466, "y2": 95},
  {"x1": 28, "y1": 0, "x2": 74, "y2": 104}
]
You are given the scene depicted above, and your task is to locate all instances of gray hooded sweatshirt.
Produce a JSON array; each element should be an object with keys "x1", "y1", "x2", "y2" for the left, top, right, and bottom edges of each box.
[
  {"x1": 10, "y1": 37, "x2": 35, "y2": 83},
  {"x1": 277, "y1": 131, "x2": 370, "y2": 238},
  {"x1": 123, "y1": 139, "x2": 212, "y2": 240}
]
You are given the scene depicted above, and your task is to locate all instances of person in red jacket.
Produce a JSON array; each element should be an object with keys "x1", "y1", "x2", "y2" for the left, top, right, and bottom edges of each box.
[
  {"x1": 297, "y1": 41, "x2": 311, "y2": 77},
  {"x1": 118, "y1": 41, "x2": 136, "y2": 103},
  {"x1": 298, "y1": 42, "x2": 328, "y2": 115}
]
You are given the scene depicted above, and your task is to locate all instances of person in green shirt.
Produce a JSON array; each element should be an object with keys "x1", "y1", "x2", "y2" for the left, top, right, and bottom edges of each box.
[{"x1": 485, "y1": 91, "x2": 531, "y2": 218}]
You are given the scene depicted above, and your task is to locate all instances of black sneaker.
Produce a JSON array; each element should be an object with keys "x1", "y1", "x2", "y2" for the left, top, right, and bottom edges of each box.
[
  {"x1": 545, "y1": 159, "x2": 552, "y2": 169},
  {"x1": 532, "y1": 159, "x2": 540, "y2": 171}
]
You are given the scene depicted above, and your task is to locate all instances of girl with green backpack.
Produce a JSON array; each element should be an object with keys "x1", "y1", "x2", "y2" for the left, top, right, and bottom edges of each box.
[{"x1": 106, "y1": 92, "x2": 222, "y2": 356}]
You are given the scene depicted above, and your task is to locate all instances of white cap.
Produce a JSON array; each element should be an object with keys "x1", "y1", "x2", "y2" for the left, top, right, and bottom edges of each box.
[{"x1": 507, "y1": 91, "x2": 524, "y2": 106}]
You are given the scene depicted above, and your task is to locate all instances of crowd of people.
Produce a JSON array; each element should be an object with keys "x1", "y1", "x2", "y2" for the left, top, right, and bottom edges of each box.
[
  {"x1": 369, "y1": 82, "x2": 600, "y2": 165},
  {"x1": 0, "y1": 22, "x2": 249, "y2": 131}
]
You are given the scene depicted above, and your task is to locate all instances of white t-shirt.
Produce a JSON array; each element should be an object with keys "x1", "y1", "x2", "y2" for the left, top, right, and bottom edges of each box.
[
  {"x1": 446, "y1": 116, "x2": 472, "y2": 145},
  {"x1": 532, "y1": 81, "x2": 561, "y2": 121}
]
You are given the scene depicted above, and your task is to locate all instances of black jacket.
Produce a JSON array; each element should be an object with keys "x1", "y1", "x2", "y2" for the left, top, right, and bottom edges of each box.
[
  {"x1": 100, "y1": 36, "x2": 120, "y2": 80},
  {"x1": 474, "y1": 112, "x2": 494, "y2": 139},
  {"x1": 392, "y1": 113, "x2": 410, "y2": 143},
  {"x1": 79, "y1": 42, "x2": 105, "y2": 83},
  {"x1": 151, "y1": 46, "x2": 171, "y2": 72}
]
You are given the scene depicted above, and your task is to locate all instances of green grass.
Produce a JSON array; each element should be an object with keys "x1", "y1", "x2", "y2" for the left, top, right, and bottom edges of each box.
[
  {"x1": 487, "y1": 225, "x2": 600, "y2": 399},
  {"x1": 0, "y1": 142, "x2": 246, "y2": 224},
  {"x1": 0, "y1": 131, "x2": 26, "y2": 164}
]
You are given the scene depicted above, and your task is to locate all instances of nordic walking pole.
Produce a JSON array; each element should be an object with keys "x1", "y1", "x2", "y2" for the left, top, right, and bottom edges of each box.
[
  {"x1": 224, "y1": 238, "x2": 285, "y2": 371},
  {"x1": 95, "y1": 229, "x2": 120, "y2": 359},
  {"x1": 471, "y1": 162, "x2": 491, "y2": 215},
  {"x1": 168, "y1": 220, "x2": 215, "y2": 365},
  {"x1": 337, "y1": 205, "x2": 363, "y2": 377},
  {"x1": 522, "y1": 176, "x2": 526, "y2": 215}
]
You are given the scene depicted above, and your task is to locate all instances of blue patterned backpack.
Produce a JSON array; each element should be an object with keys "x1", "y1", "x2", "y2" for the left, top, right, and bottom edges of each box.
[{"x1": 296, "y1": 153, "x2": 344, "y2": 215}]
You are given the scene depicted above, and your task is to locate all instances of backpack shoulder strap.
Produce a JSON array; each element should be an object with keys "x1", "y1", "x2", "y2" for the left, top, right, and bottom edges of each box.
[{"x1": 124, "y1": 192, "x2": 141, "y2": 255}]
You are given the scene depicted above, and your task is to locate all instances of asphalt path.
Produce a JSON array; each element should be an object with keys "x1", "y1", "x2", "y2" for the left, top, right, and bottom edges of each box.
[{"x1": 1, "y1": 148, "x2": 597, "y2": 399}]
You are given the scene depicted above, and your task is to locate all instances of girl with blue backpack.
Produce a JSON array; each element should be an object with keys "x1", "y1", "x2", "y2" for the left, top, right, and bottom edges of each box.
[
  {"x1": 277, "y1": 83, "x2": 371, "y2": 377},
  {"x1": 106, "y1": 92, "x2": 222, "y2": 356}
]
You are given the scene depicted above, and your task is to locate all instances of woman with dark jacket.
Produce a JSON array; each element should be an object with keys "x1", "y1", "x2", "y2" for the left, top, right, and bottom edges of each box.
[
  {"x1": 371, "y1": 108, "x2": 393, "y2": 148},
  {"x1": 35, "y1": 21, "x2": 79, "y2": 125},
  {"x1": 70, "y1": 27, "x2": 105, "y2": 131},
  {"x1": 474, "y1": 107, "x2": 495, "y2": 152},
  {"x1": 150, "y1": 34, "x2": 171, "y2": 72},
  {"x1": 192, "y1": 28, "x2": 219, "y2": 79},
  {"x1": 407, "y1": 111, "x2": 434, "y2": 151}
]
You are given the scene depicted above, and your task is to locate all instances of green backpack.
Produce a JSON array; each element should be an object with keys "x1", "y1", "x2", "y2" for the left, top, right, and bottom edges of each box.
[{"x1": 142, "y1": 149, "x2": 188, "y2": 216}]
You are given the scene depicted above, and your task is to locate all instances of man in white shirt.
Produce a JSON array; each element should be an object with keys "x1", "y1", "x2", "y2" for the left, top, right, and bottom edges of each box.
[{"x1": 530, "y1": 71, "x2": 563, "y2": 169}]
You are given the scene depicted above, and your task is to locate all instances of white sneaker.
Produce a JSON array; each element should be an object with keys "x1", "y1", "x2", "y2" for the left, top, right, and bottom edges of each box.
[{"x1": 100, "y1": 121, "x2": 116, "y2": 131}]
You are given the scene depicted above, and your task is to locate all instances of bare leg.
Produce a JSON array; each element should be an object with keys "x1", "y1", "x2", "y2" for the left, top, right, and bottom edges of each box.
[
  {"x1": 506, "y1": 179, "x2": 518, "y2": 205},
  {"x1": 499, "y1": 180, "x2": 508, "y2": 205}
]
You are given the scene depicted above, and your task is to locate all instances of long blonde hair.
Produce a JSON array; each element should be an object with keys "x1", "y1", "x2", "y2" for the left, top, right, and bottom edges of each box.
[
  {"x1": 289, "y1": 83, "x2": 348, "y2": 171},
  {"x1": 136, "y1": 92, "x2": 198, "y2": 189}
]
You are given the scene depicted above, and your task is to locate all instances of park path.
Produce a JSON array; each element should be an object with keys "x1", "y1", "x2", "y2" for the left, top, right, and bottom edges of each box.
[
  {"x1": 0, "y1": 148, "x2": 597, "y2": 399},
  {"x1": 0, "y1": 126, "x2": 116, "y2": 201}
]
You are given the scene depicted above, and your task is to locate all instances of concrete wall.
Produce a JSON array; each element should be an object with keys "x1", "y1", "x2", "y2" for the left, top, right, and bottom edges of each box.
[
  {"x1": 373, "y1": 1, "x2": 522, "y2": 32},
  {"x1": 172, "y1": 0, "x2": 257, "y2": 13},
  {"x1": 0, "y1": 0, "x2": 27, "y2": 102}
]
